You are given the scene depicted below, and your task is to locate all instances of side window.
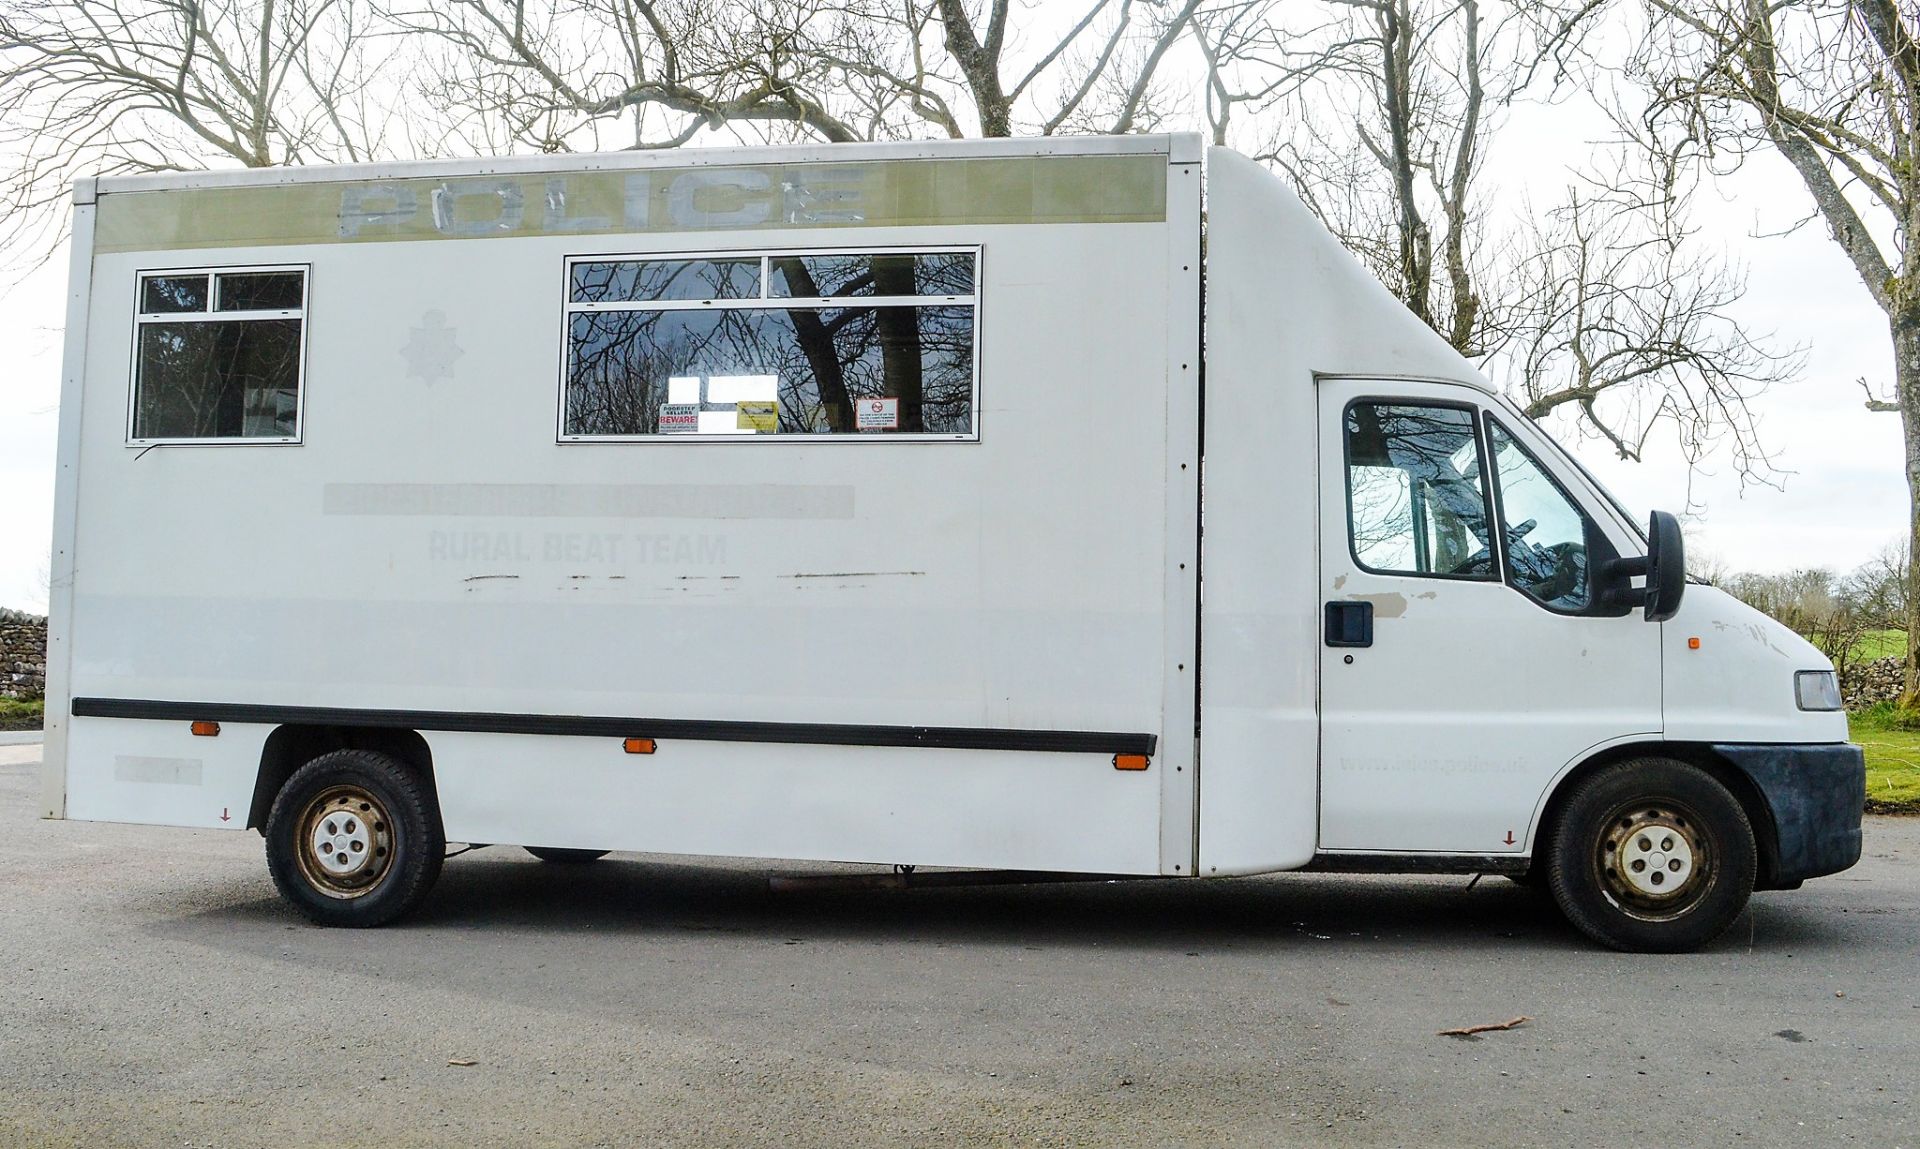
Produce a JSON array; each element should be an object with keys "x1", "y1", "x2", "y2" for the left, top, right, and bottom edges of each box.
[
  {"x1": 132, "y1": 268, "x2": 306, "y2": 443},
  {"x1": 1344, "y1": 403, "x2": 1496, "y2": 578},
  {"x1": 1487, "y1": 419, "x2": 1594, "y2": 611},
  {"x1": 561, "y1": 250, "x2": 977, "y2": 439}
]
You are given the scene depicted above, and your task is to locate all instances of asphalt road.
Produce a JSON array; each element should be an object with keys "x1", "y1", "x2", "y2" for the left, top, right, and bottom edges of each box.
[{"x1": 2, "y1": 742, "x2": 1915, "y2": 1148}]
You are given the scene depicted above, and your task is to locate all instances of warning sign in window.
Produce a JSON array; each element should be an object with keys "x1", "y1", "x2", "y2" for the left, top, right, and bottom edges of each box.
[
  {"x1": 856, "y1": 397, "x2": 899, "y2": 431},
  {"x1": 658, "y1": 404, "x2": 700, "y2": 433},
  {"x1": 736, "y1": 401, "x2": 778, "y2": 433}
]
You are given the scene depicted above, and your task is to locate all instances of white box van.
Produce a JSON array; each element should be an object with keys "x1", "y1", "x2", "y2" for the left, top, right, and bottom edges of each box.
[{"x1": 41, "y1": 134, "x2": 1864, "y2": 951}]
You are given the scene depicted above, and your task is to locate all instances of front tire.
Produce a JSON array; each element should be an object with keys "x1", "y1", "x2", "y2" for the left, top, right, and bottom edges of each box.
[
  {"x1": 265, "y1": 749, "x2": 444, "y2": 927},
  {"x1": 1547, "y1": 758, "x2": 1756, "y2": 953}
]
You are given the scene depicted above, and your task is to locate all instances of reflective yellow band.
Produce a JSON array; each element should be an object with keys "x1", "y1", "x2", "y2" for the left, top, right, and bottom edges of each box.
[{"x1": 95, "y1": 154, "x2": 1169, "y2": 254}]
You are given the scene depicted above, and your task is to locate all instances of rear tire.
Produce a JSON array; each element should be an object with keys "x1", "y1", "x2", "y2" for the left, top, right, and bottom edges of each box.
[
  {"x1": 1547, "y1": 757, "x2": 1755, "y2": 953},
  {"x1": 265, "y1": 749, "x2": 444, "y2": 927},
  {"x1": 525, "y1": 846, "x2": 610, "y2": 863}
]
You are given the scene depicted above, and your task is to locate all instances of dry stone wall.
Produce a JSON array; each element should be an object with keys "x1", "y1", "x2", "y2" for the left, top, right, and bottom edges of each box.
[
  {"x1": 1844, "y1": 656, "x2": 1904, "y2": 710},
  {"x1": 1, "y1": 609, "x2": 47, "y2": 699}
]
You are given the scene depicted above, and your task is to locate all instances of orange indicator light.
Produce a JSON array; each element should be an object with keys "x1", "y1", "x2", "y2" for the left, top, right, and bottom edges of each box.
[
  {"x1": 1113, "y1": 753, "x2": 1150, "y2": 771},
  {"x1": 1687, "y1": 637, "x2": 1702, "y2": 650},
  {"x1": 190, "y1": 721, "x2": 220, "y2": 737},
  {"x1": 623, "y1": 737, "x2": 657, "y2": 755}
]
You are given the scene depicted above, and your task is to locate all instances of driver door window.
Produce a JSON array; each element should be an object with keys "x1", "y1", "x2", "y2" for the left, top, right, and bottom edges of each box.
[
  {"x1": 1487, "y1": 418, "x2": 1595, "y2": 611},
  {"x1": 1343, "y1": 403, "x2": 1497, "y2": 579}
]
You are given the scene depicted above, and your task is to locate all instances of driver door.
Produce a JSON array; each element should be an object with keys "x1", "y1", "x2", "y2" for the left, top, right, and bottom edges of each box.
[{"x1": 1316, "y1": 378, "x2": 1661, "y2": 855}]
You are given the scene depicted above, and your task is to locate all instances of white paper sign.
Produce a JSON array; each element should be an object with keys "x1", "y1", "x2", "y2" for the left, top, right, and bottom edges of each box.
[
  {"x1": 856, "y1": 397, "x2": 899, "y2": 430},
  {"x1": 659, "y1": 404, "x2": 701, "y2": 433}
]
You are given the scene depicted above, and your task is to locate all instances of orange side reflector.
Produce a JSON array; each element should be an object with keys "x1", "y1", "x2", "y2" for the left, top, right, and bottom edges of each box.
[
  {"x1": 623, "y1": 737, "x2": 657, "y2": 755},
  {"x1": 1113, "y1": 753, "x2": 1150, "y2": 771},
  {"x1": 190, "y1": 721, "x2": 220, "y2": 737},
  {"x1": 1688, "y1": 637, "x2": 1702, "y2": 650}
]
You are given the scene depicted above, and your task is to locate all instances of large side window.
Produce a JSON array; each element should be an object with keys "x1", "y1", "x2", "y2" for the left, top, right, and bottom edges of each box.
[
  {"x1": 131, "y1": 267, "x2": 307, "y2": 443},
  {"x1": 1487, "y1": 418, "x2": 1595, "y2": 611},
  {"x1": 1344, "y1": 403, "x2": 1497, "y2": 579},
  {"x1": 561, "y1": 250, "x2": 977, "y2": 440}
]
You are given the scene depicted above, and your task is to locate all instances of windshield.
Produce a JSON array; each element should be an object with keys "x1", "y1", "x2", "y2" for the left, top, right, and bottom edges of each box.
[
  {"x1": 1487, "y1": 395, "x2": 1647, "y2": 547},
  {"x1": 1559, "y1": 450, "x2": 1648, "y2": 547}
]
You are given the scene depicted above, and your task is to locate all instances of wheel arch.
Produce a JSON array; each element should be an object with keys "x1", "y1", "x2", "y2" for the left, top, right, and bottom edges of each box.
[
  {"x1": 248, "y1": 725, "x2": 437, "y2": 832},
  {"x1": 1530, "y1": 741, "x2": 1784, "y2": 889}
]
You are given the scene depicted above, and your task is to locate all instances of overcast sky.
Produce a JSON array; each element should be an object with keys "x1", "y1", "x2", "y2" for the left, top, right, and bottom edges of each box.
[{"x1": 0, "y1": 44, "x2": 1908, "y2": 614}]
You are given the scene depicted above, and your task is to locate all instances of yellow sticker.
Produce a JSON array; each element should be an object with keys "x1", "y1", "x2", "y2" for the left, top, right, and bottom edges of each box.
[{"x1": 736, "y1": 402, "x2": 778, "y2": 433}]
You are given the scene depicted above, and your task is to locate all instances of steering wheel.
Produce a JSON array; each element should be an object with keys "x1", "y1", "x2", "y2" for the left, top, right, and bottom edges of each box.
[
  {"x1": 1517, "y1": 540, "x2": 1587, "y2": 604},
  {"x1": 1451, "y1": 548, "x2": 1496, "y2": 578}
]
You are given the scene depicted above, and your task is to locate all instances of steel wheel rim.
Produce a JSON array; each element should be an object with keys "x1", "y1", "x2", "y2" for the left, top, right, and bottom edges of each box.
[
  {"x1": 293, "y1": 784, "x2": 396, "y2": 899},
  {"x1": 1594, "y1": 799, "x2": 1712, "y2": 921}
]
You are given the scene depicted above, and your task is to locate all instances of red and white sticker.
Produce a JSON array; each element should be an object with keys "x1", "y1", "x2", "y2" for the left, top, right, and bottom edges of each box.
[
  {"x1": 659, "y1": 404, "x2": 700, "y2": 433},
  {"x1": 856, "y1": 397, "x2": 899, "y2": 430}
]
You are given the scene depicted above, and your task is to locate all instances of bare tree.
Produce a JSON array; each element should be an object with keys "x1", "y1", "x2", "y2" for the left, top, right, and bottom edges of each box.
[
  {"x1": 916, "y1": 0, "x2": 1207, "y2": 137},
  {"x1": 385, "y1": 0, "x2": 876, "y2": 151},
  {"x1": 388, "y1": 0, "x2": 1213, "y2": 150},
  {"x1": 1845, "y1": 536, "x2": 1911, "y2": 634},
  {"x1": 0, "y1": 0, "x2": 409, "y2": 263},
  {"x1": 1497, "y1": 162, "x2": 1798, "y2": 486},
  {"x1": 1201, "y1": 0, "x2": 1792, "y2": 489},
  {"x1": 1626, "y1": 0, "x2": 1920, "y2": 703},
  {"x1": 1229, "y1": 0, "x2": 1509, "y2": 353}
]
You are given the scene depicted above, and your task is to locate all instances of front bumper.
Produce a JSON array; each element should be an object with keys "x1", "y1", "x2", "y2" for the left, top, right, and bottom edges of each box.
[{"x1": 1713, "y1": 743, "x2": 1866, "y2": 888}]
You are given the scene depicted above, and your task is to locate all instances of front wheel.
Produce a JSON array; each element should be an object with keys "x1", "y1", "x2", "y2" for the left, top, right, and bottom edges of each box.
[
  {"x1": 265, "y1": 749, "x2": 445, "y2": 927},
  {"x1": 1546, "y1": 758, "x2": 1756, "y2": 953}
]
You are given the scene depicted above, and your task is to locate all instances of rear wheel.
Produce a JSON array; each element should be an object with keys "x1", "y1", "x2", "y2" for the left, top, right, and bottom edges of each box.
[
  {"x1": 1547, "y1": 757, "x2": 1755, "y2": 953},
  {"x1": 265, "y1": 749, "x2": 444, "y2": 927},
  {"x1": 525, "y1": 846, "x2": 610, "y2": 863}
]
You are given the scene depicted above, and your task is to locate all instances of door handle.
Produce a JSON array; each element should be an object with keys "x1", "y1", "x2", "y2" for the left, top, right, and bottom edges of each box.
[{"x1": 1324, "y1": 601, "x2": 1373, "y2": 648}]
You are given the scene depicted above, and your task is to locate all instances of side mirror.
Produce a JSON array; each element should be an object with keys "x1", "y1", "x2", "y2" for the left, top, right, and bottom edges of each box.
[
  {"x1": 1601, "y1": 510, "x2": 1686, "y2": 621},
  {"x1": 1643, "y1": 510, "x2": 1685, "y2": 621}
]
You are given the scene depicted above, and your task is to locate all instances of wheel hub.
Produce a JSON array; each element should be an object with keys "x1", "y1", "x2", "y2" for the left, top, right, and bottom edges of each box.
[
  {"x1": 311, "y1": 807, "x2": 375, "y2": 877},
  {"x1": 1600, "y1": 804, "x2": 1706, "y2": 912},
  {"x1": 1615, "y1": 821, "x2": 1694, "y2": 896},
  {"x1": 294, "y1": 786, "x2": 395, "y2": 899}
]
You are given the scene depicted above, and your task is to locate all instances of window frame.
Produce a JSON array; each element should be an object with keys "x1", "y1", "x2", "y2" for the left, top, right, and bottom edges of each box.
[
  {"x1": 126, "y1": 263, "x2": 311, "y2": 447},
  {"x1": 555, "y1": 245, "x2": 983, "y2": 444},
  {"x1": 1483, "y1": 412, "x2": 1623, "y2": 617},
  {"x1": 1340, "y1": 397, "x2": 1504, "y2": 583}
]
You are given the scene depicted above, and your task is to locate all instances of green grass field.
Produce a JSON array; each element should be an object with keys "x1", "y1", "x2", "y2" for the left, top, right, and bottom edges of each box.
[
  {"x1": 0, "y1": 697, "x2": 43, "y2": 731},
  {"x1": 1850, "y1": 704, "x2": 1920, "y2": 814},
  {"x1": 1844, "y1": 629, "x2": 1908, "y2": 662}
]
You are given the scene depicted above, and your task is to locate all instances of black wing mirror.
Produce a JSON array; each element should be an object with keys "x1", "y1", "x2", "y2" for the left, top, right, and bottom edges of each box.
[{"x1": 1601, "y1": 510, "x2": 1685, "y2": 622}]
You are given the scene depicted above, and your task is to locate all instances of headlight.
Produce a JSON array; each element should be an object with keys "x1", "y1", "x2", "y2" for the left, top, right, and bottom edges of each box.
[{"x1": 1794, "y1": 670, "x2": 1842, "y2": 711}]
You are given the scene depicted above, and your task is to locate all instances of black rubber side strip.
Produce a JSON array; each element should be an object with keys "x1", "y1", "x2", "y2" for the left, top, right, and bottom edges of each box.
[
  {"x1": 1302, "y1": 852, "x2": 1529, "y2": 876},
  {"x1": 69, "y1": 697, "x2": 1158, "y2": 757}
]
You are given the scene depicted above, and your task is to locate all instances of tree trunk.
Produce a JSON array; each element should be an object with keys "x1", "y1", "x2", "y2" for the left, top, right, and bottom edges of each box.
[
  {"x1": 772, "y1": 258, "x2": 855, "y2": 431},
  {"x1": 873, "y1": 259, "x2": 925, "y2": 431},
  {"x1": 1897, "y1": 314, "x2": 1920, "y2": 707}
]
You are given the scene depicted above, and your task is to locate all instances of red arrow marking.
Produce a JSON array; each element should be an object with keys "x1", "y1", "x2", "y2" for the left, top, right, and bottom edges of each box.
[
  {"x1": 219, "y1": 808, "x2": 231, "y2": 822},
  {"x1": 1503, "y1": 830, "x2": 1516, "y2": 846}
]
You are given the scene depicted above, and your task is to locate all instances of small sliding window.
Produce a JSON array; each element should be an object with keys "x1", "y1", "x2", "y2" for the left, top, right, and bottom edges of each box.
[
  {"x1": 128, "y1": 266, "x2": 308, "y2": 445},
  {"x1": 560, "y1": 249, "x2": 979, "y2": 441}
]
